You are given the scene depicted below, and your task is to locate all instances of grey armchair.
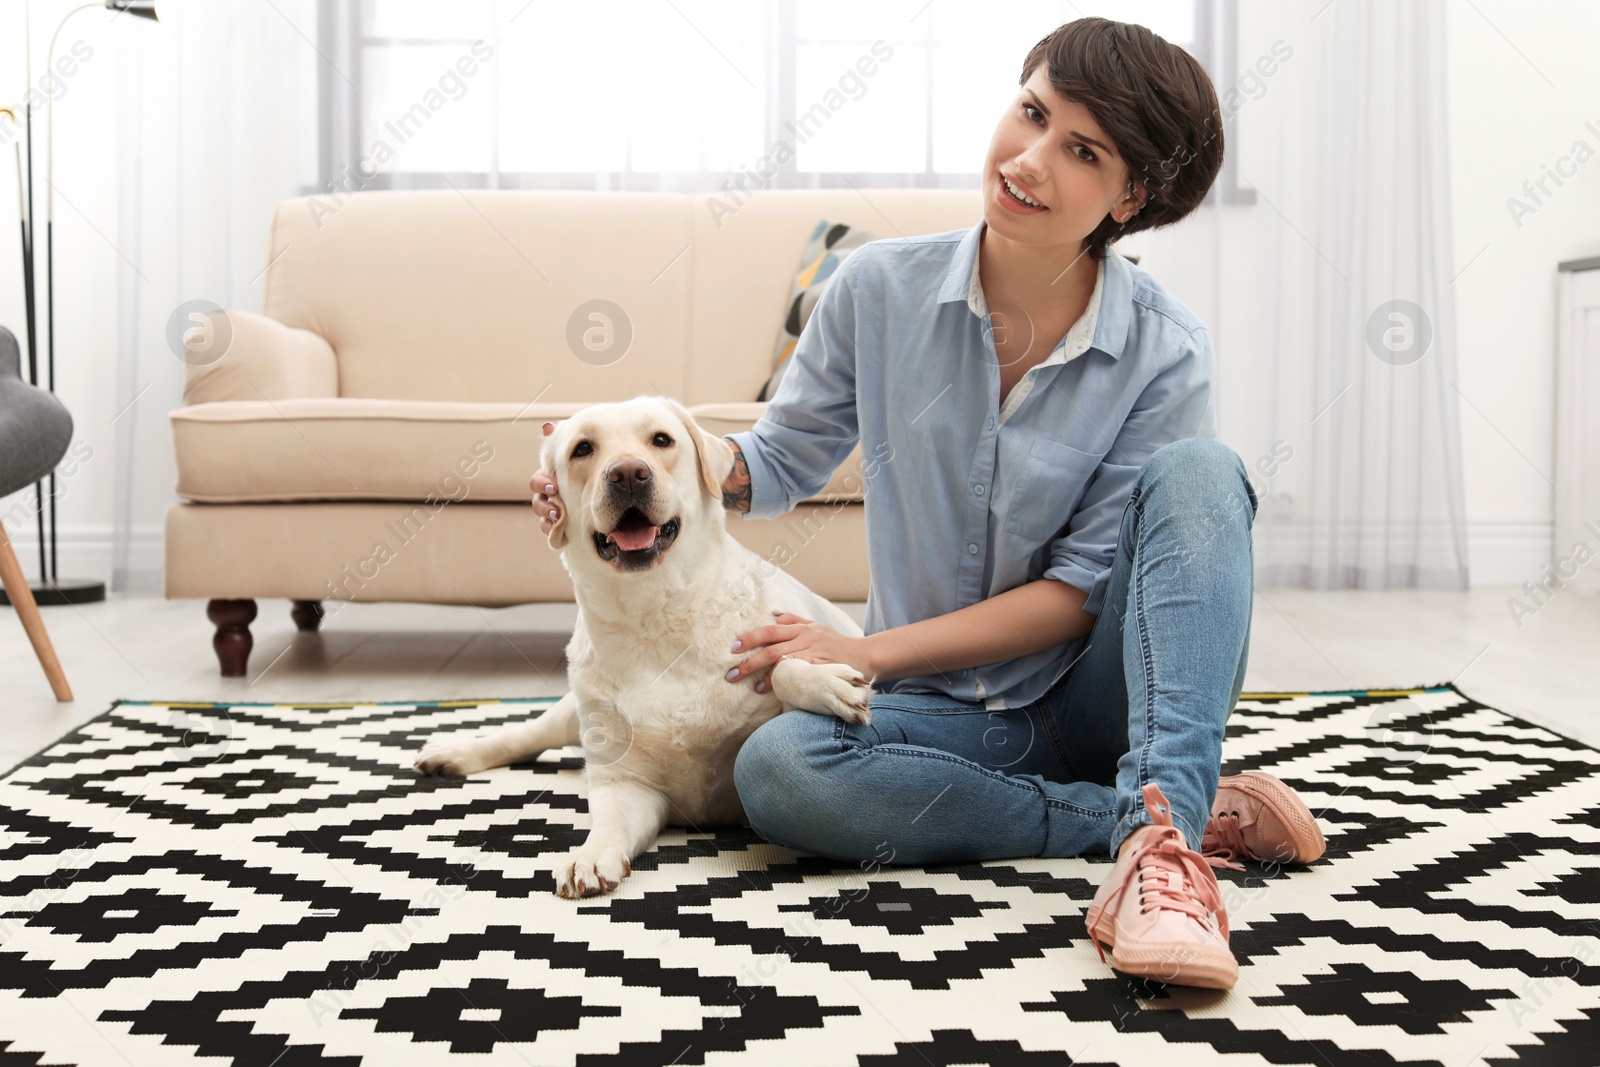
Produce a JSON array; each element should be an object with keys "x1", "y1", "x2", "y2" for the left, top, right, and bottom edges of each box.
[{"x1": 0, "y1": 325, "x2": 74, "y2": 701}]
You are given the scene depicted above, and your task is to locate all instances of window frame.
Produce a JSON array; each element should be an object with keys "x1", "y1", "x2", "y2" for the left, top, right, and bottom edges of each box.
[{"x1": 313, "y1": 0, "x2": 1252, "y2": 205}]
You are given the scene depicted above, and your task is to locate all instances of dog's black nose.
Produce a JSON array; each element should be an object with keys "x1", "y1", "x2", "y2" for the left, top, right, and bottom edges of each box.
[{"x1": 607, "y1": 458, "x2": 652, "y2": 485}]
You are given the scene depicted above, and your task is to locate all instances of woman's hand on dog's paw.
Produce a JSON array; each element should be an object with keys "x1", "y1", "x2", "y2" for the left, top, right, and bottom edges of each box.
[
  {"x1": 749, "y1": 612, "x2": 800, "y2": 693},
  {"x1": 530, "y1": 468, "x2": 562, "y2": 534},
  {"x1": 727, "y1": 611, "x2": 867, "y2": 689}
]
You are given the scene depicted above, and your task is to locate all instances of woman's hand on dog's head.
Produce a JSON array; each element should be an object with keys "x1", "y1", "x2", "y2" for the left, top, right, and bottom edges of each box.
[
  {"x1": 533, "y1": 419, "x2": 564, "y2": 536},
  {"x1": 531, "y1": 468, "x2": 562, "y2": 535}
]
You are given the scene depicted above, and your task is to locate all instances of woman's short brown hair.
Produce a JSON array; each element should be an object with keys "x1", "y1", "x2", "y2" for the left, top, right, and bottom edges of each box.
[{"x1": 1020, "y1": 17, "x2": 1224, "y2": 260}]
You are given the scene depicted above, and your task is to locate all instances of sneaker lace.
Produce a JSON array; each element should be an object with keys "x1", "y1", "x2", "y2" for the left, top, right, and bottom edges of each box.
[
  {"x1": 1132, "y1": 829, "x2": 1231, "y2": 938},
  {"x1": 1202, "y1": 810, "x2": 1249, "y2": 872}
]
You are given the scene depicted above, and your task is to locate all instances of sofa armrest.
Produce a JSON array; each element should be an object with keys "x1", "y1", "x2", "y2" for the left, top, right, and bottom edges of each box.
[{"x1": 183, "y1": 309, "x2": 338, "y2": 405}]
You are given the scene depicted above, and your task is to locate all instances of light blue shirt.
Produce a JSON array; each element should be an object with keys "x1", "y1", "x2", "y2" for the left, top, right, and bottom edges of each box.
[{"x1": 728, "y1": 217, "x2": 1216, "y2": 710}]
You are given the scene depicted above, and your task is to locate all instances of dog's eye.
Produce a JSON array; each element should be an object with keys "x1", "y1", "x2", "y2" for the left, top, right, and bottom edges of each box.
[
  {"x1": 651, "y1": 432, "x2": 674, "y2": 448},
  {"x1": 571, "y1": 440, "x2": 593, "y2": 459}
]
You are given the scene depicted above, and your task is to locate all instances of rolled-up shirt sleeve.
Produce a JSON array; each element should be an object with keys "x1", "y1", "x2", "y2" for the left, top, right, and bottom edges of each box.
[
  {"x1": 726, "y1": 248, "x2": 865, "y2": 521},
  {"x1": 1045, "y1": 324, "x2": 1217, "y2": 616}
]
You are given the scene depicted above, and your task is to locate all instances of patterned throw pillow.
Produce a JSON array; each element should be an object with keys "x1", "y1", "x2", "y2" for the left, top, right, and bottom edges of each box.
[{"x1": 758, "y1": 219, "x2": 879, "y2": 402}]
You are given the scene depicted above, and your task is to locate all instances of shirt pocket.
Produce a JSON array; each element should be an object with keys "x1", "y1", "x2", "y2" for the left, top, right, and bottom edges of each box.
[{"x1": 1003, "y1": 437, "x2": 1106, "y2": 543}]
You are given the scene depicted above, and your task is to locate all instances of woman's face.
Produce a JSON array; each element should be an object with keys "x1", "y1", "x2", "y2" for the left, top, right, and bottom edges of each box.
[{"x1": 982, "y1": 66, "x2": 1146, "y2": 254}]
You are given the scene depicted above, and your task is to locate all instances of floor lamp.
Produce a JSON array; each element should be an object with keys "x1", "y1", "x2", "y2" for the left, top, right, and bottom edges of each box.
[{"x1": 0, "y1": 0, "x2": 159, "y2": 608}]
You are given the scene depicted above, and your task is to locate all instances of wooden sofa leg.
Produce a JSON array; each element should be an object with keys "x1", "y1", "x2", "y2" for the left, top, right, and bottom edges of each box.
[
  {"x1": 291, "y1": 600, "x2": 325, "y2": 632},
  {"x1": 207, "y1": 598, "x2": 257, "y2": 677}
]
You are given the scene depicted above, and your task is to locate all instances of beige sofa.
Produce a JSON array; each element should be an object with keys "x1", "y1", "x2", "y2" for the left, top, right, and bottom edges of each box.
[{"x1": 167, "y1": 188, "x2": 982, "y2": 674}]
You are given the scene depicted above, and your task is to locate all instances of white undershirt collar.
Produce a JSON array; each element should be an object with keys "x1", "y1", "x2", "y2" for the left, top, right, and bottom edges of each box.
[{"x1": 968, "y1": 251, "x2": 1106, "y2": 425}]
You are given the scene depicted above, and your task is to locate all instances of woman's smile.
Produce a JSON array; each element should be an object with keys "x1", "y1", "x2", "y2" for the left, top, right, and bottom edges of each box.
[{"x1": 998, "y1": 171, "x2": 1049, "y2": 214}]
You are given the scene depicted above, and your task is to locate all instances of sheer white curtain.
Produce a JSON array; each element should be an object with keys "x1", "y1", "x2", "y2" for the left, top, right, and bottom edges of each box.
[
  {"x1": 110, "y1": 0, "x2": 318, "y2": 590},
  {"x1": 1136, "y1": 0, "x2": 1471, "y2": 591}
]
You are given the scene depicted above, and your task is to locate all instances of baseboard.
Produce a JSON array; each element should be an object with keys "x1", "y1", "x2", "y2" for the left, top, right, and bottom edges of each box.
[
  {"x1": 2, "y1": 523, "x2": 164, "y2": 594},
  {"x1": 1247, "y1": 519, "x2": 1553, "y2": 588},
  {"x1": 1466, "y1": 520, "x2": 1558, "y2": 587}
]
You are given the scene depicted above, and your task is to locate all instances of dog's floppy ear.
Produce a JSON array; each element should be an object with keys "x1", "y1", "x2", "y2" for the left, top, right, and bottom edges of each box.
[
  {"x1": 539, "y1": 420, "x2": 569, "y2": 550},
  {"x1": 660, "y1": 397, "x2": 735, "y2": 501}
]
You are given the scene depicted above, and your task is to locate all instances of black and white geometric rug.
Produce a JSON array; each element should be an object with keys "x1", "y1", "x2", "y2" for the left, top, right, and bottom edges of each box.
[{"x1": 2, "y1": 684, "x2": 1597, "y2": 1066}]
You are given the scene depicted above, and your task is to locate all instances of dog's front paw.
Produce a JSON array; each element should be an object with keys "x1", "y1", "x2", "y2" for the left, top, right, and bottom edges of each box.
[
  {"x1": 551, "y1": 847, "x2": 632, "y2": 899},
  {"x1": 772, "y1": 658, "x2": 873, "y2": 725},
  {"x1": 413, "y1": 738, "x2": 492, "y2": 777}
]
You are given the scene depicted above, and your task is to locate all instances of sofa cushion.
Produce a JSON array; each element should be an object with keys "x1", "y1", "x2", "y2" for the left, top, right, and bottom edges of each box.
[
  {"x1": 260, "y1": 191, "x2": 695, "y2": 405},
  {"x1": 685, "y1": 188, "x2": 983, "y2": 405},
  {"x1": 171, "y1": 398, "x2": 865, "y2": 504},
  {"x1": 759, "y1": 220, "x2": 880, "y2": 401}
]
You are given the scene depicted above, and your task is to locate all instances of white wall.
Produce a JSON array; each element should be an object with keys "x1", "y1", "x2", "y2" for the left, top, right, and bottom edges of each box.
[
  {"x1": 1, "y1": 1, "x2": 319, "y2": 593},
  {"x1": 3, "y1": 1, "x2": 1596, "y2": 591},
  {"x1": 1442, "y1": 0, "x2": 1600, "y2": 584},
  {"x1": 1, "y1": 1, "x2": 133, "y2": 585}
]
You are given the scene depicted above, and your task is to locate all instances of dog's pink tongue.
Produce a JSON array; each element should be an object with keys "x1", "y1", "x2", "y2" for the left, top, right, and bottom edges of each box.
[{"x1": 606, "y1": 525, "x2": 660, "y2": 552}]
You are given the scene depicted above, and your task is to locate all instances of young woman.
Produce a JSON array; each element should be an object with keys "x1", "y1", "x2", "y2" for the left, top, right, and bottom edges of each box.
[{"x1": 532, "y1": 18, "x2": 1324, "y2": 990}]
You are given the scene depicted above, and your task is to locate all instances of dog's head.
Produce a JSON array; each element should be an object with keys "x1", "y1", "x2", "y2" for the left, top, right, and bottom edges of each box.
[{"x1": 539, "y1": 396, "x2": 736, "y2": 574}]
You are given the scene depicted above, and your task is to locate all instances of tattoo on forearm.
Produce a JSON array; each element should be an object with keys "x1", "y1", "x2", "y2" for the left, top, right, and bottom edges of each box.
[{"x1": 722, "y1": 439, "x2": 753, "y2": 513}]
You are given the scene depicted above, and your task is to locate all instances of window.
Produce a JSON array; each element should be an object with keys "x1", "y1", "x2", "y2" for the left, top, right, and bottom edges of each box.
[{"x1": 316, "y1": 0, "x2": 1247, "y2": 203}]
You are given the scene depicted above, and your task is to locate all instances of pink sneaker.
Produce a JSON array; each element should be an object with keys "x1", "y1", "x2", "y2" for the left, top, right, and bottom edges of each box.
[
  {"x1": 1202, "y1": 771, "x2": 1326, "y2": 867},
  {"x1": 1084, "y1": 783, "x2": 1239, "y2": 990}
]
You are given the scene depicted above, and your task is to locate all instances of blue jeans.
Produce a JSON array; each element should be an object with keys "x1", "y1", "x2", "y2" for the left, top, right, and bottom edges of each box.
[{"x1": 733, "y1": 436, "x2": 1259, "y2": 864}]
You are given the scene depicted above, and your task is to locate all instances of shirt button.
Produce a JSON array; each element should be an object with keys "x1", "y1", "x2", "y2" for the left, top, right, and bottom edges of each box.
[
  {"x1": 967, "y1": 543, "x2": 978, "y2": 555},
  {"x1": 985, "y1": 417, "x2": 994, "y2": 430},
  {"x1": 974, "y1": 484, "x2": 985, "y2": 497}
]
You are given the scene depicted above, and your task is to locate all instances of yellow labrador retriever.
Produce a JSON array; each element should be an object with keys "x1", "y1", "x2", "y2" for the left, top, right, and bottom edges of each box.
[{"x1": 414, "y1": 396, "x2": 872, "y2": 897}]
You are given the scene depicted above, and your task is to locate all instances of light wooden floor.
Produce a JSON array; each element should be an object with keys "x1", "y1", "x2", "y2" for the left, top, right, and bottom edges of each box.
[{"x1": 2, "y1": 587, "x2": 1596, "y2": 773}]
